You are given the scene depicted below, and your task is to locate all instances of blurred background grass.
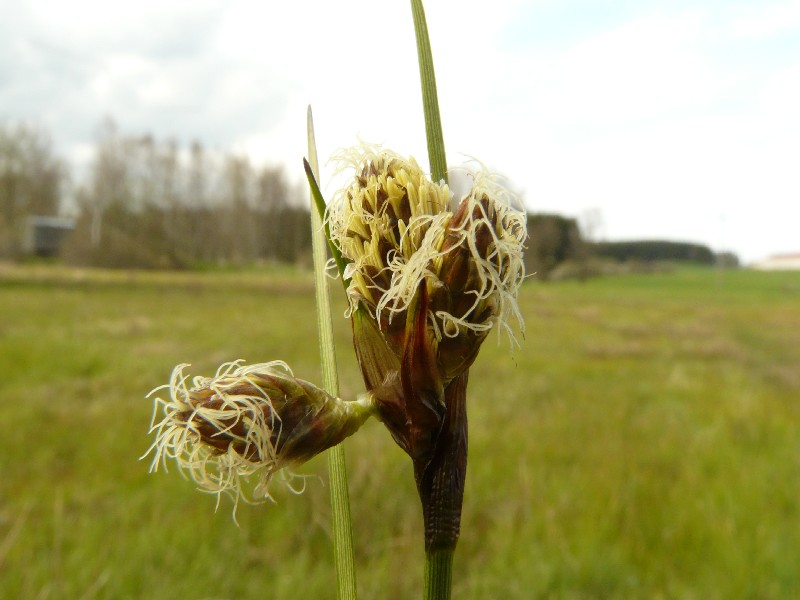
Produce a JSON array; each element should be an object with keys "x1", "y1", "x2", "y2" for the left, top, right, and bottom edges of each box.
[{"x1": 1, "y1": 264, "x2": 798, "y2": 599}]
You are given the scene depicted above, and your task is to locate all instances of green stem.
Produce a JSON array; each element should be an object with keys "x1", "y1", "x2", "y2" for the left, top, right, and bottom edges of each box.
[
  {"x1": 410, "y1": 3, "x2": 462, "y2": 599},
  {"x1": 410, "y1": 0, "x2": 448, "y2": 184},
  {"x1": 414, "y1": 372, "x2": 467, "y2": 600},
  {"x1": 424, "y1": 548, "x2": 454, "y2": 600},
  {"x1": 307, "y1": 106, "x2": 358, "y2": 600}
]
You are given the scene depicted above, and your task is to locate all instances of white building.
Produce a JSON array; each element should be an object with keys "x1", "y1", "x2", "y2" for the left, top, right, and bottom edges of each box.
[{"x1": 752, "y1": 253, "x2": 800, "y2": 271}]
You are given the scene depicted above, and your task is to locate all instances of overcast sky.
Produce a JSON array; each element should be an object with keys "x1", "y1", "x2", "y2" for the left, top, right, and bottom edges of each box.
[{"x1": 4, "y1": 0, "x2": 799, "y2": 263}]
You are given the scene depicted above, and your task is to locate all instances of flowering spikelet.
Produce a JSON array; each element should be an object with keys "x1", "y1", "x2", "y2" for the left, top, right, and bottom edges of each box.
[
  {"x1": 144, "y1": 360, "x2": 374, "y2": 509},
  {"x1": 329, "y1": 144, "x2": 527, "y2": 383}
]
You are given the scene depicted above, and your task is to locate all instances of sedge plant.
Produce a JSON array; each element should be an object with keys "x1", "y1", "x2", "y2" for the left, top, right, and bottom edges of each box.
[{"x1": 143, "y1": 2, "x2": 526, "y2": 599}]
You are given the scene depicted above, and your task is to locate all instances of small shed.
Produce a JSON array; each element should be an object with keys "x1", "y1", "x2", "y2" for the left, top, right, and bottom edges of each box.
[{"x1": 24, "y1": 216, "x2": 76, "y2": 258}]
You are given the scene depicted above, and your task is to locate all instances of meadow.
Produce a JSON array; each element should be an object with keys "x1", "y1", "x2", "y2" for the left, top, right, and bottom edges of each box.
[{"x1": 1, "y1": 263, "x2": 798, "y2": 599}]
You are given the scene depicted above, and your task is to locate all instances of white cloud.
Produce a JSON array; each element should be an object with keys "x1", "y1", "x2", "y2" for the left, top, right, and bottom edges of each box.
[
  {"x1": 728, "y1": 0, "x2": 800, "y2": 37},
  {"x1": 2, "y1": 0, "x2": 799, "y2": 262}
]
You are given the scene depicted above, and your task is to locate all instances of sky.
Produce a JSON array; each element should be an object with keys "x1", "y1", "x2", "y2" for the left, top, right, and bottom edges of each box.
[{"x1": 3, "y1": 0, "x2": 799, "y2": 263}]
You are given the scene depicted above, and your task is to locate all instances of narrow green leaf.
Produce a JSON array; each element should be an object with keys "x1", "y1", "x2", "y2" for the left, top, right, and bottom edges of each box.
[
  {"x1": 307, "y1": 106, "x2": 358, "y2": 600},
  {"x1": 303, "y1": 158, "x2": 351, "y2": 288}
]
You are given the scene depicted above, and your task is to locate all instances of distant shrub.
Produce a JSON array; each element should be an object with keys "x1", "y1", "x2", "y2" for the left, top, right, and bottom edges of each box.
[{"x1": 525, "y1": 213, "x2": 587, "y2": 280}]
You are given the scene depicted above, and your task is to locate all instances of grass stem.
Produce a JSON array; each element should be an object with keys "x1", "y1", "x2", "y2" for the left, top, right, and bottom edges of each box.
[
  {"x1": 410, "y1": 0, "x2": 448, "y2": 184},
  {"x1": 423, "y1": 548, "x2": 454, "y2": 600},
  {"x1": 409, "y1": 3, "x2": 460, "y2": 599},
  {"x1": 307, "y1": 106, "x2": 358, "y2": 600}
]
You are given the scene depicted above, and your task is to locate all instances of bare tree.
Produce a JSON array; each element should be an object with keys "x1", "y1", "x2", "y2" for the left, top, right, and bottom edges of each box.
[
  {"x1": 63, "y1": 118, "x2": 312, "y2": 268},
  {"x1": 0, "y1": 123, "x2": 65, "y2": 257},
  {"x1": 254, "y1": 165, "x2": 287, "y2": 261},
  {"x1": 185, "y1": 140, "x2": 216, "y2": 263},
  {"x1": 220, "y1": 155, "x2": 255, "y2": 263}
]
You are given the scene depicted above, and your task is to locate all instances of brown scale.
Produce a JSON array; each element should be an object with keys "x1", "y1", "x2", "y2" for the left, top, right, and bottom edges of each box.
[
  {"x1": 381, "y1": 200, "x2": 404, "y2": 248},
  {"x1": 429, "y1": 193, "x2": 509, "y2": 382},
  {"x1": 357, "y1": 263, "x2": 388, "y2": 307},
  {"x1": 435, "y1": 195, "x2": 499, "y2": 324},
  {"x1": 375, "y1": 186, "x2": 389, "y2": 207},
  {"x1": 179, "y1": 395, "x2": 273, "y2": 460},
  {"x1": 178, "y1": 378, "x2": 288, "y2": 457}
]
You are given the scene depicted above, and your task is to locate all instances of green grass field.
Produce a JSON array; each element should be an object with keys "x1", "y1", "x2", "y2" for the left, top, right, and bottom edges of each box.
[{"x1": 1, "y1": 264, "x2": 799, "y2": 599}]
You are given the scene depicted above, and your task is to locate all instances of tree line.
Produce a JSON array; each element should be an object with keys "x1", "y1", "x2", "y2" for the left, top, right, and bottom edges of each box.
[
  {"x1": 1, "y1": 120, "x2": 311, "y2": 268},
  {"x1": 2, "y1": 120, "x2": 731, "y2": 276},
  {"x1": 522, "y1": 214, "x2": 735, "y2": 279}
]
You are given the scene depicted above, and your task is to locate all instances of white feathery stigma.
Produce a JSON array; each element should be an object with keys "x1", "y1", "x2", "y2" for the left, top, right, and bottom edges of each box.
[
  {"x1": 327, "y1": 143, "x2": 527, "y2": 344},
  {"x1": 143, "y1": 360, "x2": 303, "y2": 514}
]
